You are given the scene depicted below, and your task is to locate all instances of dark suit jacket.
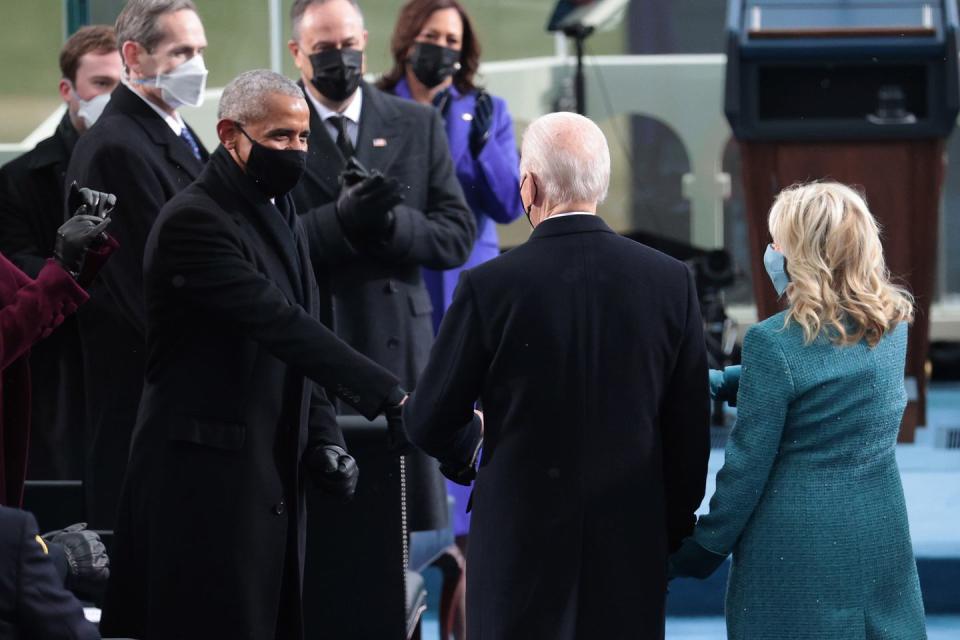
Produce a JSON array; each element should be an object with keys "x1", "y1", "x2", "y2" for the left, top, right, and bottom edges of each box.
[
  {"x1": 64, "y1": 82, "x2": 209, "y2": 528},
  {"x1": 99, "y1": 146, "x2": 399, "y2": 640},
  {"x1": 0, "y1": 506, "x2": 99, "y2": 640},
  {"x1": 404, "y1": 215, "x2": 711, "y2": 640},
  {"x1": 0, "y1": 114, "x2": 85, "y2": 480},
  {"x1": 292, "y1": 81, "x2": 475, "y2": 530}
]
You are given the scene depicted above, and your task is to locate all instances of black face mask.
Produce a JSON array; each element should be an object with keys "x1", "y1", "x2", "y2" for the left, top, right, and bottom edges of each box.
[
  {"x1": 309, "y1": 48, "x2": 363, "y2": 102},
  {"x1": 409, "y1": 42, "x2": 460, "y2": 89},
  {"x1": 519, "y1": 175, "x2": 534, "y2": 228},
  {"x1": 237, "y1": 126, "x2": 307, "y2": 199}
]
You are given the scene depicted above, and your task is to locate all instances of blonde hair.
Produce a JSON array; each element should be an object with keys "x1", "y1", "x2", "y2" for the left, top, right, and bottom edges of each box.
[{"x1": 768, "y1": 182, "x2": 914, "y2": 347}]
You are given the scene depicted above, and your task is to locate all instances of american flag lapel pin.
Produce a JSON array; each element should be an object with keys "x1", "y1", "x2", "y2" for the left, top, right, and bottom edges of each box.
[{"x1": 373, "y1": 137, "x2": 388, "y2": 147}]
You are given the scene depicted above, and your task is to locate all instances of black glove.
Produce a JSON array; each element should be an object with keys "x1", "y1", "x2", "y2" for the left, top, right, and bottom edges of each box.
[
  {"x1": 335, "y1": 173, "x2": 404, "y2": 239},
  {"x1": 54, "y1": 215, "x2": 112, "y2": 278},
  {"x1": 340, "y1": 156, "x2": 372, "y2": 188},
  {"x1": 383, "y1": 387, "x2": 411, "y2": 454},
  {"x1": 67, "y1": 181, "x2": 117, "y2": 219},
  {"x1": 42, "y1": 523, "x2": 110, "y2": 600},
  {"x1": 439, "y1": 459, "x2": 477, "y2": 487},
  {"x1": 306, "y1": 444, "x2": 359, "y2": 502},
  {"x1": 469, "y1": 91, "x2": 494, "y2": 157}
]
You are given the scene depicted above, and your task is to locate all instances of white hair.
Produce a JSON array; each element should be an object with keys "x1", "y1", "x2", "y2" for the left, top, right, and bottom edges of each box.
[
  {"x1": 218, "y1": 70, "x2": 305, "y2": 123},
  {"x1": 519, "y1": 112, "x2": 611, "y2": 206}
]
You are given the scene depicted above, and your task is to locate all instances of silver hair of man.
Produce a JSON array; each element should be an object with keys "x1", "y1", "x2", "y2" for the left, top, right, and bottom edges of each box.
[
  {"x1": 115, "y1": 0, "x2": 198, "y2": 52},
  {"x1": 290, "y1": 0, "x2": 364, "y2": 41},
  {"x1": 218, "y1": 70, "x2": 306, "y2": 124},
  {"x1": 520, "y1": 112, "x2": 611, "y2": 206}
]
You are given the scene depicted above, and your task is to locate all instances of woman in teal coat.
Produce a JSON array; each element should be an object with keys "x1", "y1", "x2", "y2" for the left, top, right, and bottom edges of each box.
[{"x1": 671, "y1": 182, "x2": 926, "y2": 639}]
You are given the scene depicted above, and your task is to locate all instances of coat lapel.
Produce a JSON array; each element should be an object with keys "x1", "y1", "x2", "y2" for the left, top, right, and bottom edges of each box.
[
  {"x1": 354, "y1": 83, "x2": 404, "y2": 176},
  {"x1": 300, "y1": 82, "x2": 344, "y2": 200}
]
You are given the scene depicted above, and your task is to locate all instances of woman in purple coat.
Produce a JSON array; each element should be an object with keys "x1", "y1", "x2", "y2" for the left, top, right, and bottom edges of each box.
[{"x1": 380, "y1": 0, "x2": 523, "y2": 544}]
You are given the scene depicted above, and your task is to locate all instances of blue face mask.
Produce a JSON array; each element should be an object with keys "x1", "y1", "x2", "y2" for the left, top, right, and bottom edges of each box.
[{"x1": 764, "y1": 244, "x2": 790, "y2": 297}]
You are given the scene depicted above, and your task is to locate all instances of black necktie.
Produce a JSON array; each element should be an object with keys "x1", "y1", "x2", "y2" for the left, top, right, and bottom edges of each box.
[{"x1": 329, "y1": 115, "x2": 355, "y2": 159}]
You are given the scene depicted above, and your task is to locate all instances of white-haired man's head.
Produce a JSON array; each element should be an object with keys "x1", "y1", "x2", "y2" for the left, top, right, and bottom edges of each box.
[{"x1": 519, "y1": 112, "x2": 611, "y2": 227}]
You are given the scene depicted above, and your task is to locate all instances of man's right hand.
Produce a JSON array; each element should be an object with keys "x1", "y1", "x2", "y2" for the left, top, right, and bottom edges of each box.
[
  {"x1": 335, "y1": 173, "x2": 404, "y2": 239},
  {"x1": 54, "y1": 215, "x2": 112, "y2": 279}
]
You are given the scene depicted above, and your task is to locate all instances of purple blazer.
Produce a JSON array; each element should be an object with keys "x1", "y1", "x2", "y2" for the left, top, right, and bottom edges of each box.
[{"x1": 394, "y1": 79, "x2": 522, "y2": 332}]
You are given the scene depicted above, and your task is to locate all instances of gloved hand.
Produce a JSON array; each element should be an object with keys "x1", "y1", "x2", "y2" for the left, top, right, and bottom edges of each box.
[
  {"x1": 383, "y1": 387, "x2": 411, "y2": 453},
  {"x1": 668, "y1": 536, "x2": 728, "y2": 581},
  {"x1": 469, "y1": 91, "x2": 493, "y2": 157},
  {"x1": 708, "y1": 365, "x2": 741, "y2": 407},
  {"x1": 54, "y1": 215, "x2": 112, "y2": 279},
  {"x1": 335, "y1": 172, "x2": 404, "y2": 239},
  {"x1": 67, "y1": 181, "x2": 117, "y2": 219},
  {"x1": 439, "y1": 459, "x2": 477, "y2": 487},
  {"x1": 305, "y1": 444, "x2": 359, "y2": 502},
  {"x1": 340, "y1": 156, "x2": 371, "y2": 188},
  {"x1": 42, "y1": 523, "x2": 110, "y2": 600}
]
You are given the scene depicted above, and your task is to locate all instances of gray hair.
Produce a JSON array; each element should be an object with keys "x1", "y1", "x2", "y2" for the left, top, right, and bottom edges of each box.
[
  {"x1": 218, "y1": 70, "x2": 306, "y2": 123},
  {"x1": 520, "y1": 112, "x2": 611, "y2": 206},
  {"x1": 291, "y1": 0, "x2": 364, "y2": 42},
  {"x1": 115, "y1": 0, "x2": 198, "y2": 52}
]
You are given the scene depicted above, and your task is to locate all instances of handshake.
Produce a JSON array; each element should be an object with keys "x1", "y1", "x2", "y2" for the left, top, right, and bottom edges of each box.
[
  {"x1": 55, "y1": 182, "x2": 119, "y2": 286},
  {"x1": 334, "y1": 158, "x2": 405, "y2": 240}
]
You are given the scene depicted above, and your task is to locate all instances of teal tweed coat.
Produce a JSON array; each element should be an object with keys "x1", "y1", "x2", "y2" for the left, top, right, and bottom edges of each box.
[{"x1": 674, "y1": 312, "x2": 926, "y2": 639}]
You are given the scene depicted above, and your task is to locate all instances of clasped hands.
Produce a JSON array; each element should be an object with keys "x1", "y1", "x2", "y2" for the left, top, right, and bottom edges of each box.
[
  {"x1": 335, "y1": 158, "x2": 404, "y2": 240},
  {"x1": 55, "y1": 182, "x2": 119, "y2": 285}
]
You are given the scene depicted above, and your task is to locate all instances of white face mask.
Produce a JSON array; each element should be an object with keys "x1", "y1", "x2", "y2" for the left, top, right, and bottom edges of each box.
[
  {"x1": 137, "y1": 54, "x2": 208, "y2": 109},
  {"x1": 75, "y1": 91, "x2": 111, "y2": 129}
]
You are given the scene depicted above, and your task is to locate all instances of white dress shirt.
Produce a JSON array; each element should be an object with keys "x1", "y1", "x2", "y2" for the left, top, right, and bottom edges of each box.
[
  {"x1": 544, "y1": 211, "x2": 596, "y2": 221},
  {"x1": 121, "y1": 79, "x2": 186, "y2": 136},
  {"x1": 304, "y1": 85, "x2": 362, "y2": 148}
]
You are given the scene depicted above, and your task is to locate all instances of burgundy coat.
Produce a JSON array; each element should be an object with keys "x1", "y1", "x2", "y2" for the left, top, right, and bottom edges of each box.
[{"x1": 0, "y1": 253, "x2": 87, "y2": 506}]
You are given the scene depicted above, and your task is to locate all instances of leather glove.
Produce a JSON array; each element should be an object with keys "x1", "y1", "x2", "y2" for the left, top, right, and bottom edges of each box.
[
  {"x1": 335, "y1": 172, "x2": 404, "y2": 239},
  {"x1": 67, "y1": 181, "x2": 117, "y2": 219},
  {"x1": 42, "y1": 523, "x2": 110, "y2": 600},
  {"x1": 383, "y1": 386, "x2": 411, "y2": 454},
  {"x1": 439, "y1": 460, "x2": 477, "y2": 487},
  {"x1": 77, "y1": 233, "x2": 119, "y2": 288},
  {"x1": 340, "y1": 156, "x2": 371, "y2": 188},
  {"x1": 54, "y1": 215, "x2": 112, "y2": 278},
  {"x1": 469, "y1": 91, "x2": 494, "y2": 157},
  {"x1": 306, "y1": 444, "x2": 359, "y2": 502}
]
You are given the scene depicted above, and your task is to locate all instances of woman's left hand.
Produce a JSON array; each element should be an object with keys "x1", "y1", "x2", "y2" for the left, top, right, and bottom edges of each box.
[{"x1": 668, "y1": 536, "x2": 729, "y2": 580}]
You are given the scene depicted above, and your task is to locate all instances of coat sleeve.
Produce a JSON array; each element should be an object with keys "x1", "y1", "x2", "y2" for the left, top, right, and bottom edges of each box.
[
  {"x1": 659, "y1": 267, "x2": 712, "y2": 552},
  {"x1": 403, "y1": 271, "x2": 484, "y2": 467},
  {"x1": 371, "y1": 110, "x2": 476, "y2": 270},
  {"x1": 298, "y1": 200, "x2": 359, "y2": 268},
  {"x1": 690, "y1": 322, "x2": 795, "y2": 557},
  {"x1": 307, "y1": 383, "x2": 346, "y2": 450},
  {"x1": 66, "y1": 141, "x2": 167, "y2": 337},
  {"x1": 0, "y1": 164, "x2": 48, "y2": 278},
  {"x1": 153, "y1": 205, "x2": 399, "y2": 419},
  {"x1": 14, "y1": 511, "x2": 100, "y2": 640},
  {"x1": 0, "y1": 255, "x2": 88, "y2": 372},
  {"x1": 473, "y1": 97, "x2": 523, "y2": 225}
]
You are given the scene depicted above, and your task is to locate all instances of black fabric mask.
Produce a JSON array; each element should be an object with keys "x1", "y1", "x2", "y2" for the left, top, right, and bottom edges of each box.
[
  {"x1": 237, "y1": 126, "x2": 307, "y2": 199},
  {"x1": 309, "y1": 48, "x2": 363, "y2": 102},
  {"x1": 409, "y1": 42, "x2": 460, "y2": 89}
]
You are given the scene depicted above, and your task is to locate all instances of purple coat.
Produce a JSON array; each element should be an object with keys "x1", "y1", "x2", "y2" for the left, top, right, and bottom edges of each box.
[{"x1": 394, "y1": 79, "x2": 522, "y2": 535}]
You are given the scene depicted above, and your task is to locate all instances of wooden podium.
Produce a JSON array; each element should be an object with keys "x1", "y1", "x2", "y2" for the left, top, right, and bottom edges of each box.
[{"x1": 739, "y1": 140, "x2": 945, "y2": 441}]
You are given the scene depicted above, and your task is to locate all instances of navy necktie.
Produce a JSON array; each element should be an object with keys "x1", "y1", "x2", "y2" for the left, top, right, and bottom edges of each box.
[{"x1": 179, "y1": 126, "x2": 202, "y2": 162}]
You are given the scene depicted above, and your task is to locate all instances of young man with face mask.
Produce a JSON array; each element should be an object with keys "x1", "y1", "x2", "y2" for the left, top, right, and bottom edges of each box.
[
  {"x1": 0, "y1": 25, "x2": 121, "y2": 481},
  {"x1": 287, "y1": 0, "x2": 474, "y2": 542},
  {"x1": 100, "y1": 69, "x2": 407, "y2": 640},
  {"x1": 65, "y1": 0, "x2": 210, "y2": 532}
]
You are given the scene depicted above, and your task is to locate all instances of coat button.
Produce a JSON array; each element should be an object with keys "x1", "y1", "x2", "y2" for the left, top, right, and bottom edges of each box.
[
  {"x1": 387, "y1": 337, "x2": 400, "y2": 350},
  {"x1": 273, "y1": 501, "x2": 285, "y2": 515}
]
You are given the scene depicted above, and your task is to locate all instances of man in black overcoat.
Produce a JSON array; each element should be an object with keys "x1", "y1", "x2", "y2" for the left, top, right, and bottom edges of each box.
[
  {"x1": 99, "y1": 70, "x2": 407, "y2": 640},
  {"x1": 64, "y1": 0, "x2": 210, "y2": 528},
  {"x1": 404, "y1": 113, "x2": 712, "y2": 640},
  {"x1": 0, "y1": 25, "x2": 121, "y2": 479},
  {"x1": 288, "y1": 0, "x2": 475, "y2": 531}
]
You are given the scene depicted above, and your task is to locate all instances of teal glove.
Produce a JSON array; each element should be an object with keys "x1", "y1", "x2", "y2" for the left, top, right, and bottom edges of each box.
[{"x1": 708, "y1": 365, "x2": 741, "y2": 407}]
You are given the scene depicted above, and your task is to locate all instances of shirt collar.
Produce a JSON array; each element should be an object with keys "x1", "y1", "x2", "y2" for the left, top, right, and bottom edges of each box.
[
  {"x1": 305, "y1": 84, "x2": 363, "y2": 125},
  {"x1": 121, "y1": 78, "x2": 185, "y2": 135},
  {"x1": 545, "y1": 211, "x2": 595, "y2": 221}
]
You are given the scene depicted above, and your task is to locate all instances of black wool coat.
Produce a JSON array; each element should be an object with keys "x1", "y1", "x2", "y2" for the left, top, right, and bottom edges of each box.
[
  {"x1": 0, "y1": 115, "x2": 85, "y2": 479},
  {"x1": 64, "y1": 82, "x2": 209, "y2": 528},
  {"x1": 404, "y1": 215, "x2": 712, "y2": 640},
  {"x1": 99, "y1": 147, "x2": 399, "y2": 640},
  {"x1": 292, "y1": 81, "x2": 476, "y2": 530}
]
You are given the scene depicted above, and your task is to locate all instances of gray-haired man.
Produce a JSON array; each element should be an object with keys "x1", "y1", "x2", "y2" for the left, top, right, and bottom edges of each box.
[
  {"x1": 65, "y1": 0, "x2": 210, "y2": 531},
  {"x1": 100, "y1": 69, "x2": 406, "y2": 640}
]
